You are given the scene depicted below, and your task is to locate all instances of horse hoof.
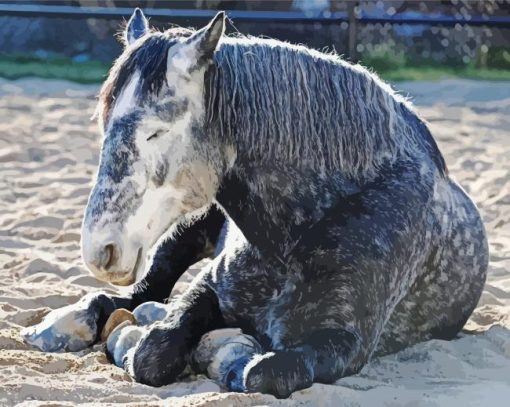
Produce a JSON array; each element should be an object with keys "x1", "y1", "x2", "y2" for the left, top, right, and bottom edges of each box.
[
  {"x1": 101, "y1": 308, "x2": 137, "y2": 342},
  {"x1": 192, "y1": 328, "x2": 262, "y2": 381},
  {"x1": 21, "y1": 324, "x2": 65, "y2": 353},
  {"x1": 103, "y1": 304, "x2": 170, "y2": 368},
  {"x1": 106, "y1": 321, "x2": 144, "y2": 367},
  {"x1": 21, "y1": 302, "x2": 97, "y2": 352},
  {"x1": 132, "y1": 302, "x2": 168, "y2": 326}
]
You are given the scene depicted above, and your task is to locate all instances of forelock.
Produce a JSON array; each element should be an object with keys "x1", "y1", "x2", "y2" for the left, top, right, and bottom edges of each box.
[{"x1": 97, "y1": 27, "x2": 194, "y2": 127}]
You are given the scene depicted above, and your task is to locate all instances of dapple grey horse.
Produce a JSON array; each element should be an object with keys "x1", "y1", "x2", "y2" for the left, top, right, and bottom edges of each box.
[{"x1": 23, "y1": 9, "x2": 488, "y2": 398}]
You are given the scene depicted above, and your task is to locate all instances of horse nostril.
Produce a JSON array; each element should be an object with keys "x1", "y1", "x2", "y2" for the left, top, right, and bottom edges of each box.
[{"x1": 102, "y1": 243, "x2": 117, "y2": 270}]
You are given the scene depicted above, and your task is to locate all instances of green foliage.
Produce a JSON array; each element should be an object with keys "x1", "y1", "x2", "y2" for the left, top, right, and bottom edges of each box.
[
  {"x1": 379, "y1": 66, "x2": 510, "y2": 82},
  {"x1": 359, "y1": 47, "x2": 510, "y2": 82},
  {"x1": 360, "y1": 49, "x2": 407, "y2": 73},
  {"x1": 486, "y1": 47, "x2": 510, "y2": 70},
  {"x1": 0, "y1": 54, "x2": 108, "y2": 84},
  {"x1": 0, "y1": 53, "x2": 508, "y2": 85}
]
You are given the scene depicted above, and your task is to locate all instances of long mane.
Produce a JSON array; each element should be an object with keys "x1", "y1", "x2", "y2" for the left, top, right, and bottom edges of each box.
[{"x1": 207, "y1": 36, "x2": 447, "y2": 178}]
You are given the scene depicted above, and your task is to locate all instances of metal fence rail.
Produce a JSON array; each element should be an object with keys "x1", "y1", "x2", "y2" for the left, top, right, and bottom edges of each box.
[{"x1": 1, "y1": 4, "x2": 509, "y2": 27}]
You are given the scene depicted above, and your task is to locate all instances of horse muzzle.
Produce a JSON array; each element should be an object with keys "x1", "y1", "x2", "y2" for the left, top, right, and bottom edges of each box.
[{"x1": 81, "y1": 231, "x2": 143, "y2": 286}]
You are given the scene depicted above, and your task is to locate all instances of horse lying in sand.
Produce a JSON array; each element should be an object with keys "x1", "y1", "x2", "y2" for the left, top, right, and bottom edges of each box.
[{"x1": 23, "y1": 9, "x2": 488, "y2": 398}]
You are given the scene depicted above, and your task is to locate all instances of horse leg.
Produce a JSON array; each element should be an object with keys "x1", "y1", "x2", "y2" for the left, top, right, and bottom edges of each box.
[
  {"x1": 188, "y1": 243, "x2": 369, "y2": 397},
  {"x1": 209, "y1": 328, "x2": 361, "y2": 398},
  {"x1": 129, "y1": 205, "x2": 226, "y2": 306},
  {"x1": 22, "y1": 206, "x2": 225, "y2": 352},
  {"x1": 190, "y1": 328, "x2": 263, "y2": 391},
  {"x1": 376, "y1": 183, "x2": 489, "y2": 356},
  {"x1": 375, "y1": 243, "x2": 488, "y2": 355},
  {"x1": 124, "y1": 276, "x2": 226, "y2": 386}
]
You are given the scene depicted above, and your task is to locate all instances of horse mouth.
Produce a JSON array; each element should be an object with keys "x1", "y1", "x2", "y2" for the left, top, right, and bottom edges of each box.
[{"x1": 110, "y1": 247, "x2": 142, "y2": 286}]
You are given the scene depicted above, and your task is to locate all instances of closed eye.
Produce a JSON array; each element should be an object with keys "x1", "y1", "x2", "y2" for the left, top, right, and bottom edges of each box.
[{"x1": 147, "y1": 130, "x2": 163, "y2": 141}]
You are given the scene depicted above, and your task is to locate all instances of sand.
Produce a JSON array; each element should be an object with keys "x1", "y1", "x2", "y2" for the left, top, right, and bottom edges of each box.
[{"x1": 0, "y1": 77, "x2": 509, "y2": 406}]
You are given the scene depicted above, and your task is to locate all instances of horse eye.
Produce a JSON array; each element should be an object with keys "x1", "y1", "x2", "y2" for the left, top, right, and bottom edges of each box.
[{"x1": 146, "y1": 131, "x2": 162, "y2": 141}]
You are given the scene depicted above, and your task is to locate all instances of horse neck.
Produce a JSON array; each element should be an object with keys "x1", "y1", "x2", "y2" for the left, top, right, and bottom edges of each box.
[{"x1": 215, "y1": 158, "x2": 361, "y2": 260}]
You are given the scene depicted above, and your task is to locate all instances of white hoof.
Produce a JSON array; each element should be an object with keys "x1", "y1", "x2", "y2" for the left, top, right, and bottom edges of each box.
[
  {"x1": 192, "y1": 328, "x2": 262, "y2": 380},
  {"x1": 132, "y1": 302, "x2": 168, "y2": 326},
  {"x1": 106, "y1": 322, "x2": 144, "y2": 367},
  {"x1": 21, "y1": 299, "x2": 97, "y2": 352}
]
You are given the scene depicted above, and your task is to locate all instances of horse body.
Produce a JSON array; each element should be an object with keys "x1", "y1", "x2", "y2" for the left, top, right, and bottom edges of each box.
[
  {"x1": 207, "y1": 148, "x2": 487, "y2": 365},
  {"x1": 22, "y1": 9, "x2": 488, "y2": 398}
]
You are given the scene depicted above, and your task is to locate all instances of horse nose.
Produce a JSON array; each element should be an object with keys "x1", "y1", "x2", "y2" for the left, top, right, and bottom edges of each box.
[
  {"x1": 81, "y1": 230, "x2": 138, "y2": 286},
  {"x1": 86, "y1": 242, "x2": 119, "y2": 270},
  {"x1": 101, "y1": 243, "x2": 117, "y2": 270}
]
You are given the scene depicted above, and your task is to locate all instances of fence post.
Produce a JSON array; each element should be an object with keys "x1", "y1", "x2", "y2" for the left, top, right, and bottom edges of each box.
[{"x1": 348, "y1": 2, "x2": 358, "y2": 61}]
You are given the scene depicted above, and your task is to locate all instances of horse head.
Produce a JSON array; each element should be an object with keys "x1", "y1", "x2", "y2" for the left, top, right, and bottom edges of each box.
[{"x1": 81, "y1": 10, "x2": 231, "y2": 285}]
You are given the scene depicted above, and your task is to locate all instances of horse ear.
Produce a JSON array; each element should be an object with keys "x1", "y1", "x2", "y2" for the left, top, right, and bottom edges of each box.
[
  {"x1": 167, "y1": 11, "x2": 225, "y2": 76},
  {"x1": 187, "y1": 11, "x2": 225, "y2": 60},
  {"x1": 124, "y1": 8, "x2": 148, "y2": 46}
]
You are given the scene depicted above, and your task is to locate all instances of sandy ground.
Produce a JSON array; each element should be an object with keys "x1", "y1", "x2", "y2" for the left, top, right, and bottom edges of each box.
[{"x1": 0, "y1": 77, "x2": 509, "y2": 406}]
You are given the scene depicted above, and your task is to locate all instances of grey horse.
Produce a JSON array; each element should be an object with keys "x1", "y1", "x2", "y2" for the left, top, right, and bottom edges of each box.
[{"x1": 23, "y1": 9, "x2": 488, "y2": 398}]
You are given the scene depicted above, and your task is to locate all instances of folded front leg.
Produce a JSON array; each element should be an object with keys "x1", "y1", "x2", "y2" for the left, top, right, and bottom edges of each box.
[
  {"x1": 124, "y1": 281, "x2": 226, "y2": 386},
  {"x1": 22, "y1": 206, "x2": 226, "y2": 353},
  {"x1": 105, "y1": 301, "x2": 169, "y2": 367}
]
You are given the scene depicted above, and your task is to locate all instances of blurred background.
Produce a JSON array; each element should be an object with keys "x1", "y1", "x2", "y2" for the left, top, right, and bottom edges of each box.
[{"x1": 0, "y1": 0, "x2": 508, "y2": 84}]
